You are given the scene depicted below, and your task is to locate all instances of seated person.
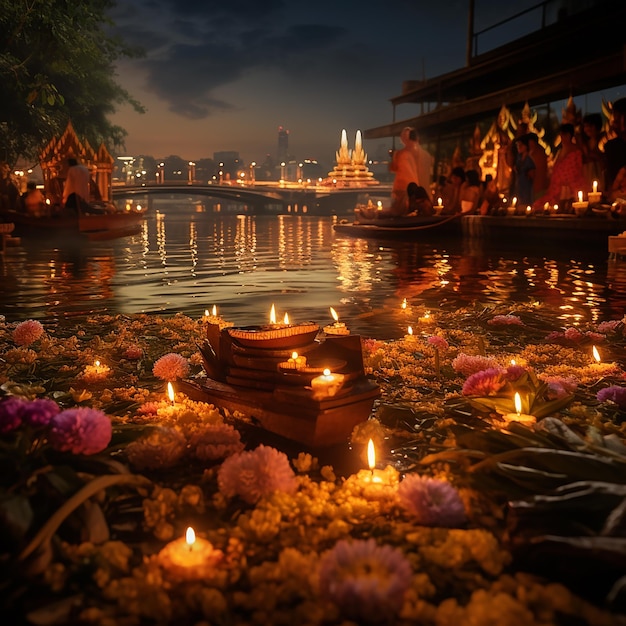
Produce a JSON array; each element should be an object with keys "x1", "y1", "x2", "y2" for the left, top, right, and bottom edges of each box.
[
  {"x1": 407, "y1": 183, "x2": 434, "y2": 216},
  {"x1": 610, "y1": 166, "x2": 626, "y2": 203},
  {"x1": 22, "y1": 181, "x2": 47, "y2": 217}
]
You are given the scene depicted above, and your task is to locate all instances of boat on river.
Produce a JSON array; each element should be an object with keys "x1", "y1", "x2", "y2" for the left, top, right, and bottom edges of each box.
[
  {"x1": 334, "y1": 212, "x2": 463, "y2": 238},
  {"x1": 0, "y1": 204, "x2": 146, "y2": 240},
  {"x1": 334, "y1": 210, "x2": 626, "y2": 241}
]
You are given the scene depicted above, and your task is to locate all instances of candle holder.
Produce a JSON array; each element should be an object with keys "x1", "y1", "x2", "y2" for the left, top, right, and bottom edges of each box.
[
  {"x1": 588, "y1": 191, "x2": 602, "y2": 204},
  {"x1": 157, "y1": 529, "x2": 223, "y2": 581},
  {"x1": 572, "y1": 201, "x2": 588, "y2": 217}
]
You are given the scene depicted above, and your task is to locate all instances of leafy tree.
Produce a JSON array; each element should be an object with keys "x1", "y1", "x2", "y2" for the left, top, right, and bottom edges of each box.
[{"x1": 0, "y1": 0, "x2": 144, "y2": 167}]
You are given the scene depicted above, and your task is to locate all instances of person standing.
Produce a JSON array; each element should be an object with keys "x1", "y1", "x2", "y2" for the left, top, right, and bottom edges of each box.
[
  {"x1": 527, "y1": 133, "x2": 548, "y2": 202},
  {"x1": 389, "y1": 127, "x2": 419, "y2": 216},
  {"x1": 513, "y1": 134, "x2": 536, "y2": 206},
  {"x1": 62, "y1": 157, "x2": 91, "y2": 212},
  {"x1": 604, "y1": 98, "x2": 626, "y2": 192}
]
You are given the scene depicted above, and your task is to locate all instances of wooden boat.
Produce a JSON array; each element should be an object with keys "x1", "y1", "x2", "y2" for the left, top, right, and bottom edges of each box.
[
  {"x1": 334, "y1": 212, "x2": 463, "y2": 238},
  {"x1": 0, "y1": 205, "x2": 146, "y2": 239},
  {"x1": 178, "y1": 322, "x2": 379, "y2": 448},
  {"x1": 462, "y1": 213, "x2": 626, "y2": 241}
]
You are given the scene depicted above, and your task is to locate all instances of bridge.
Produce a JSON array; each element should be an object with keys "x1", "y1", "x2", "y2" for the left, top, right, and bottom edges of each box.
[{"x1": 112, "y1": 182, "x2": 391, "y2": 214}]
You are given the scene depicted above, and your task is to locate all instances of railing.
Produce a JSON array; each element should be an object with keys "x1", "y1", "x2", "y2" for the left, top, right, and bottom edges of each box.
[{"x1": 471, "y1": 0, "x2": 596, "y2": 57}]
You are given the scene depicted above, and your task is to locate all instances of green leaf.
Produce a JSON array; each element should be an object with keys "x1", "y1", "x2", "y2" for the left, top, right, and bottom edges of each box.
[{"x1": 0, "y1": 494, "x2": 34, "y2": 540}]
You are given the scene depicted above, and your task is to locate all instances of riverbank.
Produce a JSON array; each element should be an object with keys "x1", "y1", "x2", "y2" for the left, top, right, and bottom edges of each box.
[{"x1": 0, "y1": 305, "x2": 625, "y2": 624}]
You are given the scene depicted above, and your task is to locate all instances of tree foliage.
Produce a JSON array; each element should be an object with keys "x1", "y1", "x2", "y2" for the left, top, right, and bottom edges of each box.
[{"x1": 0, "y1": 0, "x2": 144, "y2": 167}]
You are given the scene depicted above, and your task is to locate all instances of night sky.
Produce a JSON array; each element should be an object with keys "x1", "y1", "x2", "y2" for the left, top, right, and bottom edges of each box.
[{"x1": 107, "y1": 0, "x2": 623, "y2": 166}]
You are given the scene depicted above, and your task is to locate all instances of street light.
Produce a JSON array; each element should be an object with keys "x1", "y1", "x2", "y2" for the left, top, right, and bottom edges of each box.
[{"x1": 188, "y1": 161, "x2": 196, "y2": 185}]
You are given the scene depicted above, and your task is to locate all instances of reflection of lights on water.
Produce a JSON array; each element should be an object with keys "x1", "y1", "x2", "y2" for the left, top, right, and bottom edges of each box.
[{"x1": 189, "y1": 222, "x2": 198, "y2": 275}]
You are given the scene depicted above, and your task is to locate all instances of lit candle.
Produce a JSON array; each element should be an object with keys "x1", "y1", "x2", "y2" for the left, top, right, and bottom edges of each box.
[
  {"x1": 501, "y1": 391, "x2": 536, "y2": 426},
  {"x1": 512, "y1": 196, "x2": 517, "y2": 207},
  {"x1": 401, "y1": 298, "x2": 407, "y2": 310},
  {"x1": 81, "y1": 359, "x2": 110, "y2": 381},
  {"x1": 167, "y1": 381, "x2": 176, "y2": 407},
  {"x1": 419, "y1": 311, "x2": 434, "y2": 324},
  {"x1": 367, "y1": 439, "x2": 382, "y2": 483},
  {"x1": 279, "y1": 351, "x2": 307, "y2": 370},
  {"x1": 404, "y1": 325, "x2": 416, "y2": 342},
  {"x1": 269, "y1": 303, "x2": 277, "y2": 325},
  {"x1": 578, "y1": 190, "x2": 583, "y2": 203},
  {"x1": 592, "y1": 345, "x2": 601, "y2": 363},
  {"x1": 435, "y1": 197, "x2": 444, "y2": 213},
  {"x1": 324, "y1": 306, "x2": 350, "y2": 335},
  {"x1": 204, "y1": 304, "x2": 221, "y2": 324},
  {"x1": 310, "y1": 368, "x2": 345, "y2": 399},
  {"x1": 593, "y1": 180, "x2": 598, "y2": 193},
  {"x1": 349, "y1": 439, "x2": 399, "y2": 495},
  {"x1": 377, "y1": 200, "x2": 383, "y2": 212},
  {"x1": 588, "y1": 182, "x2": 602, "y2": 204},
  {"x1": 157, "y1": 526, "x2": 223, "y2": 581}
]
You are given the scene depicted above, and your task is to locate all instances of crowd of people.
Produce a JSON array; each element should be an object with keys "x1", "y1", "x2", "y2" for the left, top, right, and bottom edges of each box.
[{"x1": 372, "y1": 97, "x2": 626, "y2": 219}]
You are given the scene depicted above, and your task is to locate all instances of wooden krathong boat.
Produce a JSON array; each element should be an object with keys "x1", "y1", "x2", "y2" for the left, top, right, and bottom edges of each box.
[{"x1": 179, "y1": 321, "x2": 380, "y2": 448}]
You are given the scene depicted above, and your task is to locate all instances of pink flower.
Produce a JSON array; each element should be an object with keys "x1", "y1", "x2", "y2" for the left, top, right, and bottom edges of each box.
[
  {"x1": 597, "y1": 386, "x2": 626, "y2": 410},
  {"x1": 452, "y1": 353, "x2": 500, "y2": 376},
  {"x1": 0, "y1": 396, "x2": 27, "y2": 433},
  {"x1": 504, "y1": 364, "x2": 526, "y2": 381},
  {"x1": 123, "y1": 345, "x2": 143, "y2": 360},
  {"x1": 539, "y1": 375, "x2": 578, "y2": 394},
  {"x1": 12, "y1": 320, "x2": 44, "y2": 346},
  {"x1": 49, "y1": 408, "x2": 112, "y2": 455},
  {"x1": 319, "y1": 538, "x2": 411, "y2": 623},
  {"x1": 398, "y1": 474, "x2": 466, "y2": 527},
  {"x1": 597, "y1": 320, "x2": 620, "y2": 333},
  {"x1": 152, "y1": 353, "x2": 190, "y2": 381},
  {"x1": 487, "y1": 314, "x2": 523, "y2": 326},
  {"x1": 564, "y1": 327, "x2": 584, "y2": 342},
  {"x1": 217, "y1": 444, "x2": 297, "y2": 504},
  {"x1": 190, "y1": 423, "x2": 244, "y2": 462},
  {"x1": 22, "y1": 398, "x2": 60, "y2": 427},
  {"x1": 427, "y1": 335, "x2": 449, "y2": 350},
  {"x1": 461, "y1": 367, "x2": 506, "y2": 396}
]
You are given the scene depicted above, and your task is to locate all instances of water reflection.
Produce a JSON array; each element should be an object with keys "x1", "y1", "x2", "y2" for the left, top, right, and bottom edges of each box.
[{"x1": 1, "y1": 208, "x2": 625, "y2": 338}]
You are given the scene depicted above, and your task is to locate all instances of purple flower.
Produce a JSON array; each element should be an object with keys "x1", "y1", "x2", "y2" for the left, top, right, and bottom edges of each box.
[
  {"x1": 318, "y1": 538, "x2": 411, "y2": 623},
  {"x1": 22, "y1": 398, "x2": 60, "y2": 427},
  {"x1": 12, "y1": 320, "x2": 44, "y2": 346},
  {"x1": 0, "y1": 396, "x2": 27, "y2": 433},
  {"x1": 217, "y1": 444, "x2": 297, "y2": 504},
  {"x1": 540, "y1": 375, "x2": 578, "y2": 395},
  {"x1": 152, "y1": 353, "x2": 190, "y2": 381},
  {"x1": 487, "y1": 314, "x2": 523, "y2": 326},
  {"x1": 564, "y1": 327, "x2": 584, "y2": 342},
  {"x1": 427, "y1": 335, "x2": 449, "y2": 350},
  {"x1": 462, "y1": 367, "x2": 506, "y2": 396},
  {"x1": 597, "y1": 386, "x2": 626, "y2": 410},
  {"x1": 504, "y1": 364, "x2": 526, "y2": 381},
  {"x1": 397, "y1": 474, "x2": 466, "y2": 527},
  {"x1": 49, "y1": 408, "x2": 112, "y2": 455}
]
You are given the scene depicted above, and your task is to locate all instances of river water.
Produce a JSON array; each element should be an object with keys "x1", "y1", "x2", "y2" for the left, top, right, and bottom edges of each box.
[{"x1": 2, "y1": 198, "x2": 626, "y2": 338}]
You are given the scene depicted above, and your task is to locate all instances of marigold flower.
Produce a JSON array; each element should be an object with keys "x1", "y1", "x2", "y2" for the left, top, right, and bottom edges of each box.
[
  {"x1": 125, "y1": 427, "x2": 186, "y2": 470},
  {"x1": 49, "y1": 408, "x2": 112, "y2": 455},
  {"x1": 461, "y1": 367, "x2": 506, "y2": 396},
  {"x1": 597, "y1": 385, "x2": 626, "y2": 410},
  {"x1": 152, "y1": 352, "x2": 190, "y2": 381},
  {"x1": 217, "y1": 444, "x2": 297, "y2": 504},
  {"x1": 12, "y1": 319, "x2": 44, "y2": 346},
  {"x1": 189, "y1": 423, "x2": 244, "y2": 462},
  {"x1": 398, "y1": 474, "x2": 466, "y2": 527},
  {"x1": 318, "y1": 538, "x2": 412, "y2": 623}
]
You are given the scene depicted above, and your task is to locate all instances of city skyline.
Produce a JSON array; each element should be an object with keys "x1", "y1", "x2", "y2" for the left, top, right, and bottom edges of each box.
[{"x1": 105, "y1": 0, "x2": 549, "y2": 165}]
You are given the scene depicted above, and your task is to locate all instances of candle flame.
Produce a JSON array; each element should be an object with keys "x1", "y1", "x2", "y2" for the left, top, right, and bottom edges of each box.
[
  {"x1": 592, "y1": 345, "x2": 601, "y2": 363},
  {"x1": 330, "y1": 306, "x2": 339, "y2": 322},
  {"x1": 269, "y1": 303, "x2": 276, "y2": 324},
  {"x1": 291, "y1": 352, "x2": 298, "y2": 360},
  {"x1": 407, "y1": 325, "x2": 413, "y2": 336},
  {"x1": 514, "y1": 392, "x2": 522, "y2": 415},
  {"x1": 322, "y1": 368, "x2": 331, "y2": 376},
  {"x1": 401, "y1": 298, "x2": 407, "y2": 310},
  {"x1": 185, "y1": 526, "x2": 195, "y2": 547},
  {"x1": 283, "y1": 312, "x2": 290, "y2": 325},
  {"x1": 204, "y1": 309, "x2": 209, "y2": 317},
  {"x1": 367, "y1": 439, "x2": 376, "y2": 470},
  {"x1": 212, "y1": 304, "x2": 217, "y2": 316},
  {"x1": 167, "y1": 382, "x2": 175, "y2": 405},
  {"x1": 593, "y1": 180, "x2": 598, "y2": 193},
  {"x1": 512, "y1": 196, "x2": 517, "y2": 206},
  {"x1": 437, "y1": 197, "x2": 442, "y2": 206},
  {"x1": 578, "y1": 190, "x2": 583, "y2": 203},
  {"x1": 94, "y1": 360, "x2": 100, "y2": 368},
  {"x1": 510, "y1": 358, "x2": 516, "y2": 366}
]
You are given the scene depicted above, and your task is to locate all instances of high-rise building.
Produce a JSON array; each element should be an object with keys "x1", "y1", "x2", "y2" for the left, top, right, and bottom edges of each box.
[{"x1": 277, "y1": 126, "x2": 289, "y2": 163}]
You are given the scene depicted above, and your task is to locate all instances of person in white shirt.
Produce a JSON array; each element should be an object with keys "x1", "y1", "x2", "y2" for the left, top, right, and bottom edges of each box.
[{"x1": 62, "y1": 157, "x2": 91, "y2": 212}]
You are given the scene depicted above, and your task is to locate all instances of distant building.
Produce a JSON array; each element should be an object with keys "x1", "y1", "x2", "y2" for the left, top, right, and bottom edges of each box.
[{"x1": 277, "y1": 126, "x2": 289, "y2": 163}]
